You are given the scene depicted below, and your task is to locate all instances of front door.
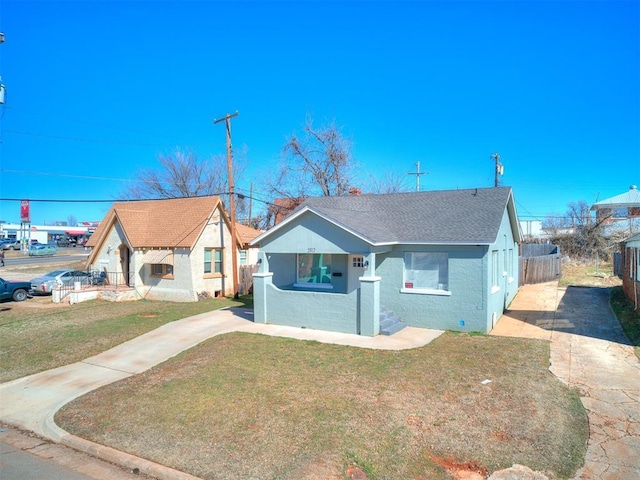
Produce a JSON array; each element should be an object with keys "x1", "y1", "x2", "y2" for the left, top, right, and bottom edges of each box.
[
  {"x1": 348, "y1": 255, "x2": 366, "y2": 292},
  {"x1": 119, "y1": 244, "x2": 130, "y2": 286}
]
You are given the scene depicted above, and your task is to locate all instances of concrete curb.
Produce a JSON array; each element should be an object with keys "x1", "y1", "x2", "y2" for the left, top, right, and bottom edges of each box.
[{"x1": 61, "y1": 433, "x2": 204, "y2": 480}]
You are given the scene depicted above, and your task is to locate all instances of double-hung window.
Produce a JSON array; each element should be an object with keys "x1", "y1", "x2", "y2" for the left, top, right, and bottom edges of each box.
[
  {"x1": 151, "y1": 264, "x2": 173, "y2": 278},
  {"x1": 402, "y1": 252, "x2": 449, "y2": 294},
  {"x1": 204, "y1": 248, "x2": 223, "y2": 275},
  {"x1": 295, "y1": 253, "x2": 333, "y2": 289}
]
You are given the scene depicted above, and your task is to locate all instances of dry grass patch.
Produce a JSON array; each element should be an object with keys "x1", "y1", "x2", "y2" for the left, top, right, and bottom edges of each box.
[
  {"x1": 559, "y1": 260, "x2": 621, "y2": 288},
  {"x1": 57, "y1": 332, "x2": 588, "y2": 480}
]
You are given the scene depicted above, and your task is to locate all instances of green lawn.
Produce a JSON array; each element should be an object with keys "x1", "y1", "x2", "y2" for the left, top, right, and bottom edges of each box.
[
  {"x1": 56, "y1": 331, "x2": 589, "y2": 480},
  {"x1": 0, "y1": 296, "x2": 252, "y2": 383}
]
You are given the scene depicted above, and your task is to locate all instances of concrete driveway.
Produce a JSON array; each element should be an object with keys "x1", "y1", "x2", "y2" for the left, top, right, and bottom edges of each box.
[{"x1": 491, "y1": 282, "x2": 640, "y2": 480}]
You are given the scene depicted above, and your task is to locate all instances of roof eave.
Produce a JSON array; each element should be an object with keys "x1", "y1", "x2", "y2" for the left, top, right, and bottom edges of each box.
[{"x1": 251, "y1": 206, "x2": 378, "y2": 247}]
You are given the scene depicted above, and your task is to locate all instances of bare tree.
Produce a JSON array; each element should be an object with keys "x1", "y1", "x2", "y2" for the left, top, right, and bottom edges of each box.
[
  {"x1": 122, "y1": 149, "x2": 233, "y2": 200},
  {"x1": 267, "y1": 118, "x2": 355, "y2": 200},
  {"x1": 364, "y1": 170, "x2": 413, "y2": 194},
  {"x1": 545, "y1": 200, "x2": 616, "y2": 260},
  {"x1": 542, "y1": 212, "x2": 569, "y2": 236},
  {"x1": 566, "y1": 200, "x2": 592, "y2": 228},
  {"x1": 67, "y1": 215, "x2": 77, "y2": 227}
]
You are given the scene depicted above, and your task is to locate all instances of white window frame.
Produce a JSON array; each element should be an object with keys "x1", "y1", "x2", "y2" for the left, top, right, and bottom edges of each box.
[
  {"x1": 507, "y1": 248, "x2": 514, "y2": 283},
  {"x1": 491, "y1": 250, "x2": 500, "y2": 293},
  {"x1": 401, "y1": 252, "x2": 450, "y2": 296}
]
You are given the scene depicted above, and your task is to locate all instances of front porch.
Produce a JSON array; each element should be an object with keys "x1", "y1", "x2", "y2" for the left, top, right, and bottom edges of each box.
[
  {"x1": 253, "y1": 270, "x2": 385, "y2": 336},
  {"x1": 53, "y1": 284, "x2": 139, "y2": 304}
]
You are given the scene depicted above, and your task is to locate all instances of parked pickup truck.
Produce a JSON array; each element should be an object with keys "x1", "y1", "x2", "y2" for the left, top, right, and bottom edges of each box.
[{"x1": 0, "y1": 277, "x2": 33, "y2": 302}]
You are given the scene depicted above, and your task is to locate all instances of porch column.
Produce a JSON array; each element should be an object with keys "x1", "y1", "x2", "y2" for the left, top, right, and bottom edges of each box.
[
  {"x1": 363, "y1": 252, "x2": 376, "y2": 277},
  {"x1": 359, "y1": 276, "x2": 381, "y2": 336},
  {"x1": 253, "y1": 272, "x2": 273, "y2": 324}
]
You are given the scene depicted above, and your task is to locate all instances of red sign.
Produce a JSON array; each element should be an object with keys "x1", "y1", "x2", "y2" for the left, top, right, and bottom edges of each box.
[{"x1": 20, "y1": 200, "x2": 30, "y2": 223}]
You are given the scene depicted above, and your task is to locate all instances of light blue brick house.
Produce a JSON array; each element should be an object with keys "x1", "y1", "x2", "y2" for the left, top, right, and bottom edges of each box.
[{"x1": 251, "y1": 187, "x2": 522, "y2": 336}]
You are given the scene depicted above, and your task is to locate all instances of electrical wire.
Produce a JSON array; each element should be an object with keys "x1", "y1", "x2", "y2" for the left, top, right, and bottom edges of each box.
[{"x1": 3, "y1": 129, "x2": 180, "y2": 147}]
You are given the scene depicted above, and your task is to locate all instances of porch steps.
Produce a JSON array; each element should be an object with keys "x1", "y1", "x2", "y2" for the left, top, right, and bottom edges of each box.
[{"x1": 379, "y1": 307, "x2": 408, "y2": 336}]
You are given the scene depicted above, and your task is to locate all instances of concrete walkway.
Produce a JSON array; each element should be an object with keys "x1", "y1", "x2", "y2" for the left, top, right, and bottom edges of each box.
[
  {"x1": 491, "y1": 282, "x2": 640, "y2": 480},
  {"x1": 0, "y1": 307, "x2": 443, "y2": 479},
  {"x1": 2, "y1": 281, "x2": 638, "y2": 480}
]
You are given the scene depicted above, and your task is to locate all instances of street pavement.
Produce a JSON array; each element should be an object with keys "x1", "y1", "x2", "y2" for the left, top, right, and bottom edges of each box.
[{"x1": 0, "y1": 426, "x2": 148, "y2": 480}]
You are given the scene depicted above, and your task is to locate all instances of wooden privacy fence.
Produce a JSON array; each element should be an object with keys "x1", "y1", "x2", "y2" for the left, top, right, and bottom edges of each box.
[
  {"x1": 519, "y1": 244, "x2": 561, "y2": 286},
  {"x1": 239, "y1": 264, "x2": 259, "y2": 295}
]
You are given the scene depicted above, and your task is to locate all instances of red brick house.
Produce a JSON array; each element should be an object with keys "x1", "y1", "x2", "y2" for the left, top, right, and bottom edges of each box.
[{"x1": 620, "y1": 232, "x2": 640, "y2": 310}]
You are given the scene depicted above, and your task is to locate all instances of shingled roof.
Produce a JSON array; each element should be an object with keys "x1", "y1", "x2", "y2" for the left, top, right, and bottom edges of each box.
[
  {"x1": 87, "y1": 196, "x2": 225, "y2": 249},
  {"x1": 235, "y1": 223, "x2": 263, "y2": 246},
  {"x1": 280, "y1": 186, "x2": 517, "y2": 245}
]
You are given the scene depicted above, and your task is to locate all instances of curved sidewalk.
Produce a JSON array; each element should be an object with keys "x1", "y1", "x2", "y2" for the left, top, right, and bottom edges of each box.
[
  {"x1": 491, "y1": 282, "x2": 640, "y2": 480},
  {"x1": 0, "y1": 307, "x2": 443, "y2": 479}
]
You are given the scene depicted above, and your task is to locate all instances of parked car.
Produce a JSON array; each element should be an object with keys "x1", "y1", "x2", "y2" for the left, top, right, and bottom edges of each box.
[
  {"x1": 0, "y1": 277, "x2": 32, "y2": 302},
  {"x1": 56, "y1": 238, "x2": 76, "y2": 247},
  {"x1": 1, "y1": 240, "x2": 21, "y2": 250},
  {"x1": 28, "y1": 244, "x2": 59, "y2": 256},
  {"x1": 30, "y1": 269, "x2": 91, "y2": 295}
]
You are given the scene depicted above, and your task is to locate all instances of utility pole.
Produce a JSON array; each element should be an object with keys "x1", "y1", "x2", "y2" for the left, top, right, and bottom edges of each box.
[
  {"x1": 214, "y1": 111, "x2": 239, "y2": 299},
  {"x1": 491, "y1": 153, "x2": 503, "y2": 187},
  {"x1": 407, "y1": 161, "x2": 428, "y2": 192}
]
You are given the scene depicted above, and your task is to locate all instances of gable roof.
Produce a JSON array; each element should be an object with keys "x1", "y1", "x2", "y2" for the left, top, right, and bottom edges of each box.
[
  {"x1": 235, "y1": 223, "x2": 262, "y2": 246},
  {"x1": 591, "y1": 185, "x2": 640, "y2": 210},
  {"x1": 252, "y1": 187, "x2": 520, "y2": 246},
  {"x1": 87, "y1": 196, "x2": 224, "y2": 250}
]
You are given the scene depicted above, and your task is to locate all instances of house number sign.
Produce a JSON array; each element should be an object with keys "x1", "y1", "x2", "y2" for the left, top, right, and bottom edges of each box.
[{"x1": 307, "y1": 248, "x2": 316, "y2": 253}]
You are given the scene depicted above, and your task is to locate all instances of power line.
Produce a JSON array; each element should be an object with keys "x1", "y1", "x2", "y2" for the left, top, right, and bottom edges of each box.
[
  {"x1": 3, "y1": 129, "x2": 180, "y2": 147},
  {"x1": 0, "y1": 193, "x2": 232, "y2": 204},
  {"x1": 2, "y1": 169, "x2": 138, "y2": 183}
]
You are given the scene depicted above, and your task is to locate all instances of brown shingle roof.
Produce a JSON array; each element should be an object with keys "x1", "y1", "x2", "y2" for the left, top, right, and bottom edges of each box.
[
  {"x1": 87, "y1": 196, "x2": 224, "y2": 249},
  {"x1": 235, "y1": 223, "x2": 262, "y2": 246}
]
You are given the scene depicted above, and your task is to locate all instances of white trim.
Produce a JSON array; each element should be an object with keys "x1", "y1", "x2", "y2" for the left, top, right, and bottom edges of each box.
[
  {"x1": 359, "y1": 276, "x2": 381, "y2": 282},
  {"x1": 400, "y1": 287, "x2": 451, "y2": 296},
  {"x1": 253, "y1": 272, "x2": 273, "y2": 278},
  {"x1": 293, "y1": 283, "x2": 333, "y2": 290}
]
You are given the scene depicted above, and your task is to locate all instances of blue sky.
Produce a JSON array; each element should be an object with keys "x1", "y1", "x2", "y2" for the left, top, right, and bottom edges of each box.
[{"x1": 0, "y1": 0, "x2": 638, "y2": 225}]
